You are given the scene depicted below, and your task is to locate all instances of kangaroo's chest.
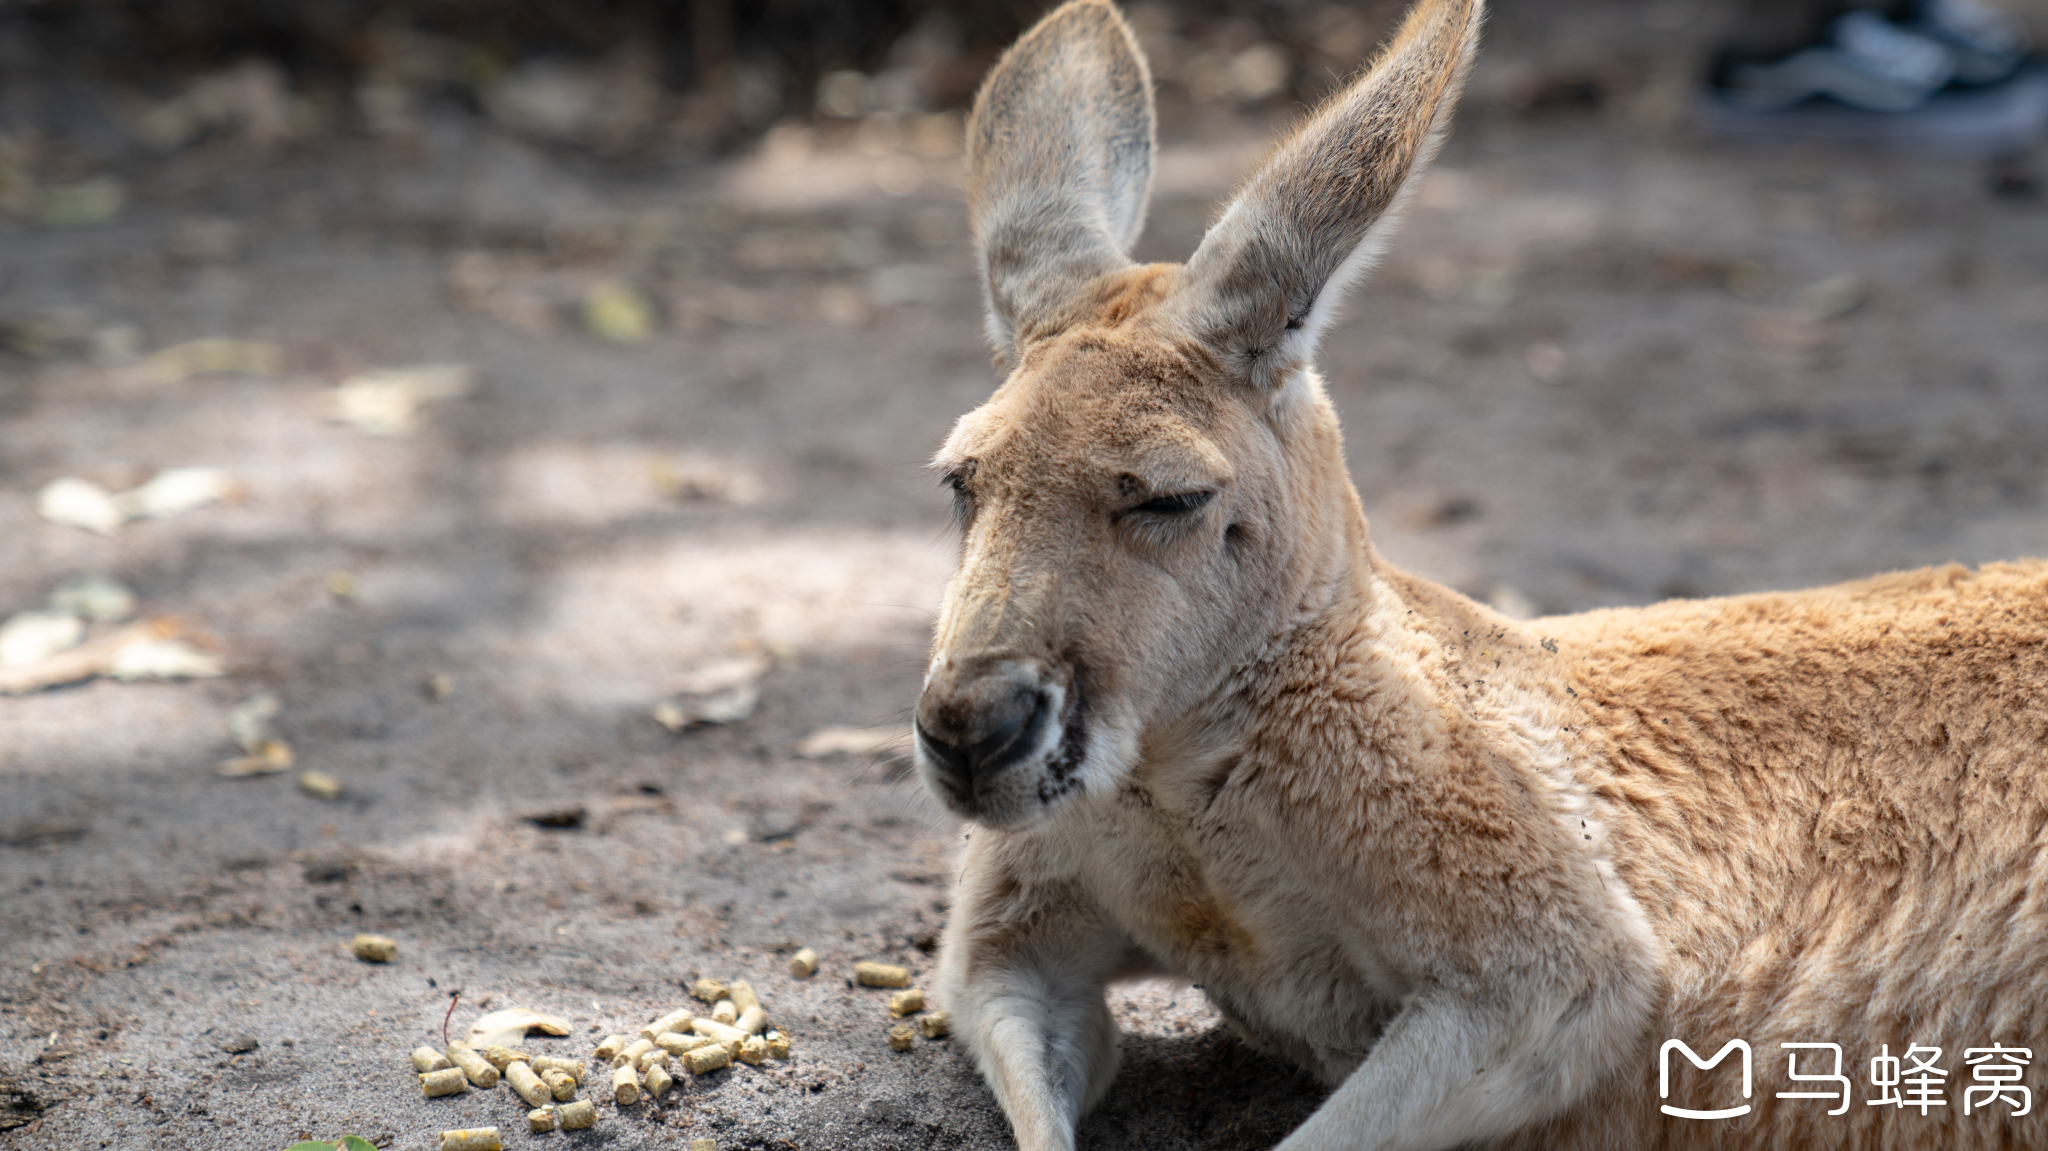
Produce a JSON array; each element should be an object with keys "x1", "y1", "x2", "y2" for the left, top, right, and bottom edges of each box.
[{"x1": 1070, "y1": 786, "x2": 1403, "y2": 1081}]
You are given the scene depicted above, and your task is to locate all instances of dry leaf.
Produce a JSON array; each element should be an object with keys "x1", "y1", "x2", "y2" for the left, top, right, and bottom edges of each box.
[
  {"x1": 0, "y1": 619, "x2": 221, "y2": 694},
  {"x1": 227, "y1": 692, "x2": 281, "y2": 753},
  {"x1": 468, "y1": 1008, "x2": 574, "y2": 1051},
  {"x1": 106, "y1": 636, "x2": 225, "y2": 681},
  {"x1": 148, "y1": 337, "x2": 282, "y2": 383},
  {"x1": 796, "y1": 725, "x2": 911, "y2": 759},
  {"x1": 652, "y1": 684, "x2": 759, "y2": 732}
]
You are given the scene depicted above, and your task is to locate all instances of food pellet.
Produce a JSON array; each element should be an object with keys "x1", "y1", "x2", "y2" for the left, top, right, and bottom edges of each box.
[
  {"x1": 637, "y1": 1048, "x2": 670, "y2": 1073},
  {"x1": 735, "y1": 1003, "x2": 767, "y2": 1035},
  {"x1": 729, "y1": 981, "x2": 760, "y2": 1014},
  {"x1": 558, "y1": 1099, "x2": 597, "y2": 1130},
  {"x1": 506, "y1": 1061, "x2": 551, "y2": 1107},
  {"x1": 612, "y1": 1064, "x2": 641, "y2": 1105},
  {"x1": 691, "y1": 978, "x2": 730, "y2": 1004},
  {"x1": 918, "y1": 1010, "x2": 952, "y2": 1039},
  {"x1": 691, "y1": 1140, "x2": 717, "y2": 1151},
  {"x1": 737, "y1": 1036, "x2": 768, "y2": 1065},
  {"x1": 856, "y1": 961, "x2": 910, "y2": 988},
  {"x1": 692, "y1": 1018, "x2": 747, "y2": 1051},
  {"x1": 529, "y1": 1055, "x2": 584, "y2": 1083},
  {"x1": 711, "y1": 998, "x2": 738, "y2": 1025},
  {"x1": 412, "y1": 1045, "x2": 454, "y2": 1073},
  {"x1": 446, "y1": 1044, "x2": 499, "y2": 1088},
  {"x1": 437, "y1": 1129, "x2": 501, "y2": 1151},
  {"x1": 594, "y1": 1034, "x2": 628, "y2": 1062},
  {"x1": 351, "y1": 933, "x2": 398, "y2": 962},
  {"x1": 888, "y1": 988, "x2": 925, "y2": 1017},
  {"x1": 482, "y1": 1045, "x2": 531, "y2": 1071},
  {"x1": 615, "y1": 1037, "x2": 654, "y2": 1068},
  {"x1": 544, "y1": 1069, "x2": 577, "y2": 1102},
  {"x1": 764, "y1": 1031, "x2": 791, "y2": 1060},
  {"x1": 420, "y1": 1067, "x2": 468, "y2": 1098},
  {"x1": 527, "y1": 1107, "x2": 557, "y2": 1134},
  {"x1": 888, "y1": 1023, "x2": 915, "y2": 1051},
  {"x1": 655, "y1": 1030, "x2": 713, "y2": 1056},
  {"x1": 645, "y1": 1060, "x2": 675, "y2": 1099},
  {"x1": 683, "y1": 1043, "x2": 731, "y2": 1074},
  {"x1": 641, "y1": 1008, "x2": 695, "y2": 1041},
  {"x1": 788, "y1": 948, "x2": 819, "y2": 978}
]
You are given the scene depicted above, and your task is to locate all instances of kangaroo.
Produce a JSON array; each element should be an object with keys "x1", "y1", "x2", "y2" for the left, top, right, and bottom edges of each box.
[{"x1": 912, "y1": 0, "x2": 2048, "y2": 1148}]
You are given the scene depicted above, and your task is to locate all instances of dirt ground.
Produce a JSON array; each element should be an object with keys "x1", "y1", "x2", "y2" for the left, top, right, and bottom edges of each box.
[{"x1": 4, "y1": 3, "x2": 2048, "y2": 1149}]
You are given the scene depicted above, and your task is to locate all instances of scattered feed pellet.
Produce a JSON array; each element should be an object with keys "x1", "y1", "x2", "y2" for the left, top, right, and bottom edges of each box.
[
  {"x1": 888, "y1": 1023, "x2": 916, "y2": 1051},
  {"x1": 351, "y1": 933, "x2": 398, "y2": 962},
  {"x1": 735, "y1": 1003, "x2": 767, "y2": 1035},
  {"x1": 594, "y1": 1034, "x2": 628, "y2": 1062},
  {"x1": 419, "y1": 1067, "x2": 468, "y2": 1098},
  {"x1": 764, "y1": 1031, "x2": 791, "y2": 1060},
  {"x1": 637, "y1": 1048, "x2": 670, "y2": 1073},
  {"x1": 711, "y1": 998, "x2": 738, "y2": 1025},
  {"x1": 506, "y1": 1060, "x2": 551, "y2": 1107},
  {"x1": 787, "y1": 948, "x2": 819, "y2": 978},
  {"x1": 412, "y1": 1045, "x2": 454, "y2": 1073},
  {"x1": 299, "y1": 769, "x2": 345, "y2": 800},
  {"x1": 544, "y1": 1069, "x2": 577, "y2": 1102},
  {"x1": 692, "y1": 1018, "x2": 747, "y2": 1052},
  {"x1": 527, "y1": 1107, "x2": 557, "y2": 1134},
  {"x1": 855, "y1": 961, "x2": 910, "y2": 988},
  {"x1": 683, "y1": 1043, "x2": 731, "y2": 1074},
  {"x1": 615, "y1": 1037, "x2": 654, "y2": 1068},
  {"x1": 482, "y1": 1045, "x2": 531, "y2": 1071},
  {"x1": 437, "y1": 1128, "x2": 501, "y2": 1151},
  {"x1": 558, "y1": 1099, "x2": 597, "y2": 1130},
  {"x1": 655, "y1": 1031, "x2": 712, "y2": 1056},
  {"x1": 691, "y1": 1140, "x2": 717, "y2": 1151},
  {"x1": 446, "y1": 1044, "x2": 499, "y2": 1089},
  {"x1": 641, "y1": 1008, "x2": 695, "y2": 1041},
  {"x1": 612, "y1": 1063, "x2": 641, "y2": 1105},
  {"x1": 645, "y1": 1060, "x2": 675, "y2": 1099},
  {"x1": 918, "y1": 1010, "x2": 952, "y2": 1039},
  {"x1": 691, "y1": 978, "x2": 730, "y2": 1004},
  {"x1": 729, "y1": 981, "x2": 759, "y2": 1013},
  {"x1": 529, "y1": 1055, "x2": 583, "y2": 1082},
  {"x1": 888, "y1": 988, "x2": 925, "y2": 1017},
  {"x1": 737, "y1": 1036, "x2": 769, "y2": 1066}
]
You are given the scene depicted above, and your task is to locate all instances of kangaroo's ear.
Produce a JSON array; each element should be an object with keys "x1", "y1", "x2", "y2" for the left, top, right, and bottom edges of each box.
[
  {"x1": 1178, "y1": 0, "x2": 1481, "y2": 391},
  {"x1": 965, "y1": 0, "x2": 1155, "y2": 368}
]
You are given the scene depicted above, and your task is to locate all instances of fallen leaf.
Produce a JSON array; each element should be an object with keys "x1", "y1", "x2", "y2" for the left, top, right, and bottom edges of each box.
[
  {"x1": 467, "y1": 1007, "x2": 573, "y2": 1051},
  {"x1": 583, "y1": 281, "x2": 655, "y2": 343},
  {"x1": 796, "y1": 724, "x2": 912, "y2": 759}
]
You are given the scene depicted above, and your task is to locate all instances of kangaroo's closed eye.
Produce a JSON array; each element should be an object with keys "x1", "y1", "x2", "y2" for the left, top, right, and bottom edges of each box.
[{"x1": 1131, "y1": 491, "x2": 1214, "y2": 516}]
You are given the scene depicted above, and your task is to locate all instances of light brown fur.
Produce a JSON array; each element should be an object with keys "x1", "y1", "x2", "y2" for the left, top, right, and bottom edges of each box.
[{"x1": 914, "y1": 2, "x2": 2048, "y2": 1149}]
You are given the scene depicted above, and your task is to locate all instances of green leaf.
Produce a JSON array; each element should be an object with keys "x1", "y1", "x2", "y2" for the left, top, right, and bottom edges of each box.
[
  {"x1": 285, "y1": 1143, "x2": 335, "y2": 1151},
  {"x1": 340, "y1": 1139, "x2": 377, "y2": 1151}
]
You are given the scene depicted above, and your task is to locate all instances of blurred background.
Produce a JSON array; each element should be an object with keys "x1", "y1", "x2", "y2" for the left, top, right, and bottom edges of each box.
[{"x1": 2, "y1": 1, "x2": 2046, "y2": 1148}]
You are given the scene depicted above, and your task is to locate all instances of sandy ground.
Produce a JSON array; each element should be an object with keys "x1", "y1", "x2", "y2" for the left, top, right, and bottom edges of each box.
[{"x1": 4, "y1": 11, "x2": 2048, "y2": 1150}]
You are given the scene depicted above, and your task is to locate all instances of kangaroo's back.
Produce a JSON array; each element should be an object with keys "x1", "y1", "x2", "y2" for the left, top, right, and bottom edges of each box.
[{"x1": 1542, "y1": 560, "x2": 2048, "y2": 1148}]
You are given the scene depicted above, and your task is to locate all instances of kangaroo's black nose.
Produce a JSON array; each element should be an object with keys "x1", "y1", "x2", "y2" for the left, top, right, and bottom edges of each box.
[{"x1": 915, "y1": 687, "x2": 1049, "y2": 794}]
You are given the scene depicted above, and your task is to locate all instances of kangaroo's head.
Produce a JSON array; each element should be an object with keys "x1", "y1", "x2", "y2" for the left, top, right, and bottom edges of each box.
[{"x1": 916, "y1": 0, "x2": 1483, "y2": 829}]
